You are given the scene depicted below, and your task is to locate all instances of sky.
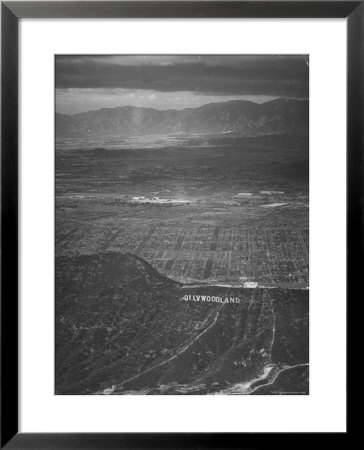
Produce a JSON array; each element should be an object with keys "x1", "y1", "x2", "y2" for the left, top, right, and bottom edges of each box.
[{"x1": 56, "y1": 55, "x2": 309, "y2": 115}]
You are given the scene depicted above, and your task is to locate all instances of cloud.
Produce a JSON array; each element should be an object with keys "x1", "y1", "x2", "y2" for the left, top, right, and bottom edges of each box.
[{"x1": 55, "y1": 55, "x2": 308, "y2": 98}]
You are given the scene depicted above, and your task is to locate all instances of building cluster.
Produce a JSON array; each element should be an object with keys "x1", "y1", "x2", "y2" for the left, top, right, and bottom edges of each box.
[
  {"x1": 106, "y1": 225, "x2": 309, "y2": 285},
  {"x1": 57, "y1": 220, "x2": 309, "y2": 286},
  {"x1": 131, "y1": 196, "x2": 191, "y2": 206}
]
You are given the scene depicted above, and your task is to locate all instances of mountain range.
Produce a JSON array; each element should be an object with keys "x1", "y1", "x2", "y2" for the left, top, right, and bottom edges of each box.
[{"x1": 56, "y1": 98, "x2": 308, "y2": 138}]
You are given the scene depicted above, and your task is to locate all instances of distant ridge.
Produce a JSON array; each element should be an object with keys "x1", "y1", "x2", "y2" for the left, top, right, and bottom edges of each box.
[{"x1": 56, "y1": 98, "x2": 308, "y2": 138}]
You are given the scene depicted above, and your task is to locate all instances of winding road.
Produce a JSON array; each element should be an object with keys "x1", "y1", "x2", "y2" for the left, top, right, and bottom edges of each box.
[{"x1": 103, "y1": 307, "x2": 222, "y2": 394}]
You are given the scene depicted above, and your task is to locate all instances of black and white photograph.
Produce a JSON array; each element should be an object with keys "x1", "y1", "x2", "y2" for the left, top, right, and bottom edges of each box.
[{"x1": 55, "y1": 55, "x2": 309, "y2": 395}]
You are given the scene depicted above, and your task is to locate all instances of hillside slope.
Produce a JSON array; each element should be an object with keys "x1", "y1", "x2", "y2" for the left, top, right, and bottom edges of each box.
[{"x1": 56, "y1": 253, "x2": 309, "y2": 395}]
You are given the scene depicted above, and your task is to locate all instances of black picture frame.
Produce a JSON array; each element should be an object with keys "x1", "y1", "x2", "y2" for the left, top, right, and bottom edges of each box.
[{"x1": 1, "y1": 1, "x2": 359, "y2": 448}]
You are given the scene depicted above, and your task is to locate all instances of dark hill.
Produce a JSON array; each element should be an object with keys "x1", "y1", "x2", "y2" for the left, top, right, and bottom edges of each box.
[{"x1": 56, "y1": 252, "x2": 178, "y2": 292}]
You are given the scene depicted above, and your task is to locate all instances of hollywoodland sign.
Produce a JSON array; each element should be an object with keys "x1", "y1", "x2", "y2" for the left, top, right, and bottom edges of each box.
[{"x1": 181, "y1": 294, "x2": 240, "y2": 304}]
